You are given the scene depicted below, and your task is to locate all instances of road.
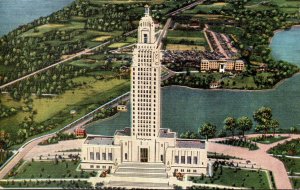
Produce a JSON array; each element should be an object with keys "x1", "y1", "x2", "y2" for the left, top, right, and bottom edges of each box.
[
  {"x1": 208, "y1": 134, "x2": 300, "y2": 190},
  {"x1": 167, "y1": 0, "x2": 205, "y2": 16}
]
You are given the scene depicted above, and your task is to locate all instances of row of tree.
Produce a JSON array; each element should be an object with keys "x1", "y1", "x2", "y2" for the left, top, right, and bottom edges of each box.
[{"x1": 180, "y1": 106, "x2": 280, "y2": 140}]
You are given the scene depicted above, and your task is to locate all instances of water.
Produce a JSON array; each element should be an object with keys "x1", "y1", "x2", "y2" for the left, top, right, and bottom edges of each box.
[
  {"x1": 0, "y1": 0, "x2": 74, "y2": 36},
  {"x1": 271, "y1": 27, "x2": 300, "y2": 65},
  {"x1": 87, "y1": 27, "x2": 300, "y2": 135}
]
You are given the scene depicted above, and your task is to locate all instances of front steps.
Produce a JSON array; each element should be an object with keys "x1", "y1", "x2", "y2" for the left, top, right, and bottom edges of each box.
[{"x1": 106, "y1": 162, "x2": 172, "y2": 189}]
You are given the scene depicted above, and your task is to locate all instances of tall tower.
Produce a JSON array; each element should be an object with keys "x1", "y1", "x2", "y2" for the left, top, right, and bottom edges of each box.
[{"x1": 131, "y1": 5, "x2": 161, "y2": 140}]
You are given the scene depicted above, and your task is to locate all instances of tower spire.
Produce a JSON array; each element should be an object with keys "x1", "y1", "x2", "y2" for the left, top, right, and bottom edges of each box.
[{"x1": 144, "y1": 4, "x2": 150, "y2": 16}]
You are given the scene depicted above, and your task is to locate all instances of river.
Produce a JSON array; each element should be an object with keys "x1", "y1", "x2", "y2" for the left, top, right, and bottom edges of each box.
[
  {"x1": 87, "y1": 27, "x2": 300, "y2": 135},
  {"x1": 0, "y1": 0, "x2": 74, "y2": 36}
]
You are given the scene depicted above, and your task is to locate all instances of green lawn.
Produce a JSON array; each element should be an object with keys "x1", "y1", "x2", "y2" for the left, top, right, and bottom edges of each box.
[
  {"x1": 251, "y1": 135, "x2": 288, "y2": 144},
  {"x1": 291, "y1": 178, "x2": 300, "y2": 189},
  {"x1": 184, "y1": 3, "x2": 231, "y2": 14},
  {"x1": 279, "y1": 157, "x2": 300, "y2": 173},
  {"x1": 190, "y1": 167, "x2": 271, "y2": 189},
  {"x1": 108, "y1": 42, "x2": 130, "y2": 49},
  {"x1": 222, "y1": 76, "x2": 257, "y2": 89},
  {"x1": 7, "y1": 161, "x2": 95, "y2": 179}
]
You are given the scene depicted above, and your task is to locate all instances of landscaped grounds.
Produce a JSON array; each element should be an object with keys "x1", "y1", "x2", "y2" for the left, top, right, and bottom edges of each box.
[
  {"x1": 189, "y1": 167, "x2": 271, "y2": 189},
  {"x1": 268, "y1": 138, "x2": 300, "y2": 156},
  {"x1": 6, "y1": 160, "x2": 96, "y2": 179},
  {"x1": 251, "y1": 135, "x2": 288, "y2": 144}
]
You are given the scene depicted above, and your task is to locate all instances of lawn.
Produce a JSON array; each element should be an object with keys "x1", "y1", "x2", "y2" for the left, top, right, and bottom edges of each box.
[
  {"x1": 7, "y1": 160, "x2": 96, "y2": 179},
  {"x1": 92, "y1": 36, "x2": 112, "y2": 42},
  {"x1": 251, "y1": 135, "x2": 288, "y2": 144},
  {"x1": 166, "y1": 44, "x2": 205, "y2": 51},
  {"x1": 222, "y1": 75, "x2": 257, "y2": 89},
  {"x1": 291, "y1": 178, "x2": 300, "y2": 189},
  {"x1": 0, "y1": 78, "x2": 129, "y2": 138},
  {"x1": 166, "y1": 30, "x2": 208, "y2": 47},
  {"x1": 184, "y1": 3, "x2": 231, "y2": 14},
  {"x1": 20, "y1": 22, "x2": 85, "y2": 37},
  {"x1": 190, "y1": 167, "x2": 271, "y2": 189},
  {"x1": 67, "y1": 59, "x2": 105, "y2": 69},
  {"x1": 108, "y1": 43, "x2": 130, "y2": 49},
  {"x1": 279, "y1": 157, "x2": 300, "y2": 173}
]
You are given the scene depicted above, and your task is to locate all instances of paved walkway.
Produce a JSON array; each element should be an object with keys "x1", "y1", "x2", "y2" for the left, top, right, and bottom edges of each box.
[
  {"x1": 23, "y1": 139, "x2": 84, "y2": 161},
  {"x1": 209, "y1": 134, "x2": 300, "y2": 189}
]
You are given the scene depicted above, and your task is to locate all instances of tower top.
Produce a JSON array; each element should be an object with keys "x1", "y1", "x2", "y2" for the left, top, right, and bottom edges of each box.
[{"x1": 144, "y1": 4, "x2": 150, "y2": 16}]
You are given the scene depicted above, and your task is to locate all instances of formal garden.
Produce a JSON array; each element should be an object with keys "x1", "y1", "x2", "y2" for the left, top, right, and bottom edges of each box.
[
  {"x1": 250, "y1": 135, "x2": 288, "y2": 144},
  {"x1": 268, "y1": 138, "x2": 300, "y2": 156},
  {"x1": 6, "y1": 160, "x2": 96, "y2": 179}
]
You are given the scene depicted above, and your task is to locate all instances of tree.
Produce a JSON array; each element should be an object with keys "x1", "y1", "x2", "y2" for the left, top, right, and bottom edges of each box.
[
  {"x1": 253, "y1": 107, "x2": 273, "y2": 136},
  {"x1": 270, "y1": 119, "x2": 279, "y2": 136},
  {"x1": 224, "y1": 117, "x2": 237, "y2": 138},
  {"x1": 237, "y1": 116, "x2": 253, "y2": 137},
  {"x1": 199, "y1": 122, "x2": 217, "y2": 140}
]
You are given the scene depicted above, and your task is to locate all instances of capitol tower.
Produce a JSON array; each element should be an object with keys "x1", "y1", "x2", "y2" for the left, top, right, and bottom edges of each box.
[{"x1": 131, "y1": 5, "x2": 162, "y2": 140}]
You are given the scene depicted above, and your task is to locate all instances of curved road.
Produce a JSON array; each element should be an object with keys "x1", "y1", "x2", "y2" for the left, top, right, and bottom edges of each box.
[{"x1": 209, "y1": 134, "x2": 300, "y2": 189}]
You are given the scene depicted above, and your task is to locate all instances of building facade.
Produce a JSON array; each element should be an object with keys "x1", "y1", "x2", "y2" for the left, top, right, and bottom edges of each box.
[
  {"x1": 81, "y1": 6, "x2": 209, "y2": 177},
  {"x1": 201, "y1": 59, "x2": 245, "y2": 73}
]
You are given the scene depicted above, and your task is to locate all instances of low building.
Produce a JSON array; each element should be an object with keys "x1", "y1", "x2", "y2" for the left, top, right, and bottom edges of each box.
[
  {"x1": 81, "y1": 128, "x2": 208, "y2": 176},
  {"x1": 75, "y1": 128, "x2": 86, "y2": 138},
  {"x1": 117, "y1": 105, "x2": 127, "y2": 112},
  {"x1": 201, "y1": 59, "x2": 245, "y2": 73}
]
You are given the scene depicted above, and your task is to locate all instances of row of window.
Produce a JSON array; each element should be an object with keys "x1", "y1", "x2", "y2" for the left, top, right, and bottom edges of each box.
[
  {"x1": 174, "y1": 169, "x2": 197, "y2": 173},
  {"x1": 175, "y1": 156, "x2": 198, "y2": 165},
  {"x1": 90, "y1": 165, "x2": 112, "y2": 169},
  {"x1": 90, "y1": 152, "x2": 113, "y2": 161}
]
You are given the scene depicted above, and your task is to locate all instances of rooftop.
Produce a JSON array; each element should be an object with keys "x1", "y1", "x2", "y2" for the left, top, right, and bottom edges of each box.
[
  {"x1": 84, "y1": 136, "x2": 114, "y2": 145},
  {"x1": 159, "y1": 128, "x2": 176, "y2": 138},
  {"x1": 115, "y1": 127, "x2": 131, "y2": 136},
  {"x1": 176, "y1": 139, "x2": 206, "y2": 149}
]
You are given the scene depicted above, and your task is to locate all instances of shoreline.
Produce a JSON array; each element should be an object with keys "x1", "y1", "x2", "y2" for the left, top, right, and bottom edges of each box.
[
  {"x1": 164, "y1": 71, "x2": 300, "y2": 93},
  {"x1": 270, "y1": 24, "x2": 300, "y2": 43}
]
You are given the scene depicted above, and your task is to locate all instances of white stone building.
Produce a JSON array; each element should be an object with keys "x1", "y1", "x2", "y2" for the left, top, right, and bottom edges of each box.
[{"x1": 81, "y1": 6, "x2": 209, "y2": 178}]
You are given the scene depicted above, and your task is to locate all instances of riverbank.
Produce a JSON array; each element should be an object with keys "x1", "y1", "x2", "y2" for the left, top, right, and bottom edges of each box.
[{"x1": 166, "y1": 71, "x2": 300, "y2": 93}]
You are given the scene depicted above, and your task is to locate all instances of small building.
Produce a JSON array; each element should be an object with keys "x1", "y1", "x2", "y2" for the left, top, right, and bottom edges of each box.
[
  {"x1": 75, "y1": 128, "x2": 86, "y2": 138},
  {"x1": 201, "y1": 59, "x2": 245, "y2": 73},
  {"x1": 117, "y1": 105, "x2": 127, "y2": 112},
  {"x1": 210, "y1": 82, "x2": 221, "y2": 89}
]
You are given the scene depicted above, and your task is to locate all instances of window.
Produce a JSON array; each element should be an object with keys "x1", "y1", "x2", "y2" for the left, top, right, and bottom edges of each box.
[
  {"x1": 90, "y1": 165, "x2": 94, "y2": 168},
  {"x1": 181, "y1": 156, "x2": 185, "y2": 164},
  {"x1": 90, "y1": 152, "x2": 94, "y2": 160},
  {"x1": 181, "y1": 169, "x2": 184, "y2": 172},
  {"x1": 175, "y1": 156, "x2": 179, "y2": 164},
  {"x1": 96, "y1": 152, "x2": 100, "y2": 160},
  {"x1": 161, "y1": 155, "x2": 164, "y2": 162},
  {"x1": 187, "y1": 169, "x2": 190, "y2": 172},
  {"x1": 193, "y1": 156, "x2": 198, "y2": 164},
  {"x1": 96, "y1": 165, "x2": 100, "y2": 168},
  {"x1": 108, "y1": 153, "x2": 113, "y2": 161},
  {"x1": 143, "y1": 34, "x2": 148, "y2": 43},
  {"x1": 187, "y1": 156, "x2": 191, "y2": 164},
  {"x1": 193, "y1": 170, "x2": 197, "y2": 173},
  {"x1": 125, "y1": 153, "x2": 128, "y2": 160},
  {"x1": 102, "y1": 153, "x2": 106, "y2": 160}
]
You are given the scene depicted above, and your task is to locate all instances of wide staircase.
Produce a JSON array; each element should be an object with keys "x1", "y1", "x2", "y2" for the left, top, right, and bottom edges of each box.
[{"x1": 106, "y1": 162, "x2": 172, "y2": 189}]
